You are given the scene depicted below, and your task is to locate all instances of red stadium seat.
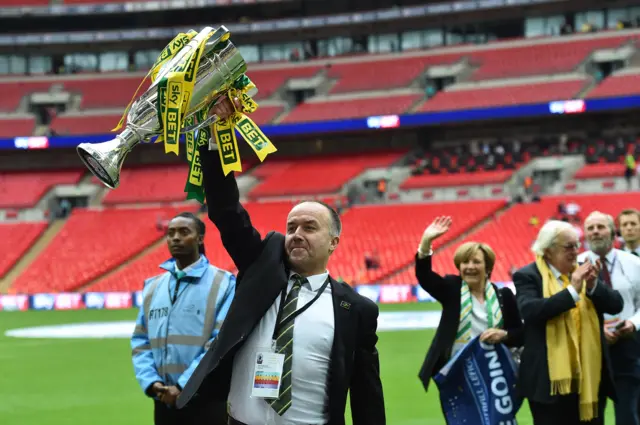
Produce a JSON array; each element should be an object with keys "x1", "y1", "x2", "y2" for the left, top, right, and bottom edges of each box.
[
  {"x1": 0, "y1": 222, "x2": 47, "y2": 278},
  {"x1": 248, "y1": 151, "x2": 405, "y2": 197},
  {"x1": 10, "y1": 206, "x2": 189, "y2": 294},
  {"x1": 386, "y1": 193, "x2": 640, "y2": 284},
  {"x1": 417, "y1": 80, "x2": 586, "y2": 112},
  {"x1": 0, "y1": 170, "x2": 85, "y2": 209}
]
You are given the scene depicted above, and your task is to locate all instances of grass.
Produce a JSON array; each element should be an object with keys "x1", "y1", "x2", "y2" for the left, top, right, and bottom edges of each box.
[{"x1": 0, "y1": 302, "x2": 615, "y2": 424}]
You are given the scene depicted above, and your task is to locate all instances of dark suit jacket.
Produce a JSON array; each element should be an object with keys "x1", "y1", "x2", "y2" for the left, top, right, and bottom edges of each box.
[
  {"x1": 415, "y1": 254, "x2": 524, "y2": 391},
  {"x1": 513, "y1": 262, "x2": 624, "y2": 403},
  {"x1": 176, "y1": 147, "x2": 386, "y2": 425}
]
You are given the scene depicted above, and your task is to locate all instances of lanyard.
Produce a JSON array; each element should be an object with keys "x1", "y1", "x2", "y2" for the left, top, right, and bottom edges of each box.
[
  {"x1": 169, "y1": 278, "x2": 189, "y2": 305},
  {"x1": 272, "y1": 276, "x2": 330, "y2": 340}
]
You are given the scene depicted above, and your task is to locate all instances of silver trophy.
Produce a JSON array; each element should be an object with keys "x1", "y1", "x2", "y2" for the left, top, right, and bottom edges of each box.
[{"x1": 76, "y1": 26, "x2": 256, "y2": 189}]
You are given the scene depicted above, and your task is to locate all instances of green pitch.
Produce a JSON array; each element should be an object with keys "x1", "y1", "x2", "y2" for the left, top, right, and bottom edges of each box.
[{"x1": 0, "y1": 303, "x2": 615, "y2": 424}]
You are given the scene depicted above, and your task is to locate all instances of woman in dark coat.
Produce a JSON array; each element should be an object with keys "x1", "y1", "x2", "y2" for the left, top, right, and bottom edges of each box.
[{"x1": 415, "y1": 216, "x2": 524, "y2": 392}]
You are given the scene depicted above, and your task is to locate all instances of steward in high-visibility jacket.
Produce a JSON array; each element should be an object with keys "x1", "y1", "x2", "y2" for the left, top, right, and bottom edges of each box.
[{"x1": 130, "y1": 212, "x2": 235, "y2": 425}]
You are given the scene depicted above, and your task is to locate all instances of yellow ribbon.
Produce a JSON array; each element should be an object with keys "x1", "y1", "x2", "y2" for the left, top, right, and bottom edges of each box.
[
  {"x1": 213, "y1": 86, "x2": 277, "y2": 176},
  {"x1": 157, "y1": 31, "x2": 212, "y2": 155},
  {"x1": 111, "y1": 30, "x2": 197, "y2": 132}
]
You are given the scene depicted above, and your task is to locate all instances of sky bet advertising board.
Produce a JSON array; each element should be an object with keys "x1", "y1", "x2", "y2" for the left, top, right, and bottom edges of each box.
[{"x1": 0, "y1": 282, "x2": 515, "y2": 311}]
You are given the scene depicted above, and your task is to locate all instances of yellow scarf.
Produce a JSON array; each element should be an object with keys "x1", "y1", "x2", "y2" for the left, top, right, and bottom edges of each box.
[{"x1": 536, "y1": 256, "x2": 601, "y2": 421}]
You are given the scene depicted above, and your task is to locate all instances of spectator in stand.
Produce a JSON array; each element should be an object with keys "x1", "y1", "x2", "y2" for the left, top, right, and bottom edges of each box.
[
  {"x1": 414, "y1": 216, "x2": 523, "y2": 415},
  {"x1": 625, "y1": 150, "x2": 636, "y2": 190},
  {"x1": 131, "y1": 212, "x2": 235, "y2": 425},
  {"x1": 364, "y1": 250, "x2": 381, "y2": 270}
]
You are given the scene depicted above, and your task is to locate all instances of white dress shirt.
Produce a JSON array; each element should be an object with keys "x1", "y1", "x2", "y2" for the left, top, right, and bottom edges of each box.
[
  {"x1": 548, "y1": 263, "x2": 583, "y2": 302},
  {"x1": 452, "y1": 296, "x2": 489, "y2": 357},
  {"x1": 622, "y1": 246, "x2": 640, "y2": 257},
  {"x1": 228, "y1": 271, "x2": 335, "y2": 425},
  {"x1": 578, "y1": 249, "x2": 640, "y2": 329}
]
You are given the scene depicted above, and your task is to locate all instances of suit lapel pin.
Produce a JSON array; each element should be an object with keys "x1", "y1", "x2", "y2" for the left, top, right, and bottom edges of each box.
[{"x1": 340, "y1": 301, "x2": 351, "y2": 310}]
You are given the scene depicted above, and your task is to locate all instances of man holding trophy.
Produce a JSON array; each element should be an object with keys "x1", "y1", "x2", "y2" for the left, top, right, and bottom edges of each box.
[{"x1": 78, "y1": 25, "x2": 385, "y2": 425}]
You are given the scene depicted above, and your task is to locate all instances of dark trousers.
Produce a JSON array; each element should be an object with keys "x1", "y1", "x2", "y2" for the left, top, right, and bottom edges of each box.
[
  {"x1": 530, "y1": 393, "x2": 607, "y2": 425},
  {"x1": 613, "y1": 376, "x2": 640, "y2": 425},
  {"x1": 154, "y1": 399, "x2": 227, "y2": 425}
]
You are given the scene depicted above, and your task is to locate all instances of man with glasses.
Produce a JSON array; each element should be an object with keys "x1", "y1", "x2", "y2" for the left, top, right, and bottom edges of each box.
[
  {"x1": 579, "y1": 211, "x2": 640, "y2": 425},
  {"x1": 514, "y1": 220, "x2": 622, "y2": 425}
]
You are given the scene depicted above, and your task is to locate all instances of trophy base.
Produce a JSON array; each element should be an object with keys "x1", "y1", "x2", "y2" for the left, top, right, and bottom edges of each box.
[{"x1": 77, "y1": 144, "x2": 119, "y2": 189}]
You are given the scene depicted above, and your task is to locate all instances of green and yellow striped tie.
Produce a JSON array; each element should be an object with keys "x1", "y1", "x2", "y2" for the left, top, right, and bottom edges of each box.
[{"x1": 269, "y1": 275, "x2": 306, "y2": 416}]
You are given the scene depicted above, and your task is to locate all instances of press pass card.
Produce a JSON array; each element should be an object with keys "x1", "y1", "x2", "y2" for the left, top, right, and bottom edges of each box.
[{"x1": 251, "y1": 351, "x2": 285, "y2": 398}]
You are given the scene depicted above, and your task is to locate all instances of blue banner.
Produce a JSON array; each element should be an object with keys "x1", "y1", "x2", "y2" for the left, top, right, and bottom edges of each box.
[
  {"x1": 434, "y1": 336, "x2": 522, "y2": 425},
  {"x1": 2, "y1": 95, "x2": 639, "y2": 151}
]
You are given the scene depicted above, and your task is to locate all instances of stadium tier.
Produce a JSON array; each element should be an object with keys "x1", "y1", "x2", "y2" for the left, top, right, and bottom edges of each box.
[
  {"x1": 584, "y1": 70, "x2": 640, "y2": 99},
  {"x1": 87, "y1": 201, "x2": 294, "y2": 292},
  {"x1": 387, "y1": 193, "x2": 640, "y2": 285},
  {"x1": 10, "y1": 206, "x2": 189, "y2": 294},
  {"x1": 416, "y1": 78, "x2": 588, "y2": 112},
  {"x1": 0, "y1": 169, "x2": 85, "y2": 209},
  {"x1": 79, "y1": 199, "x2": 504, "y2": 293},
  {"x1": 248, "y1": 151, "x2": 405, "y2": 198},
  {"x1": 399, "y1": 170, "x2": 515, "y2": 190},
  {"x1": 0, "y1": 222, "x2": 47, "y2": 278},
  {"x1": 2, "y1": 29, "x2": 640, "y2": 136},
  {"x1": 573, "y1": 162, "x2": 627, "y2": 179}
]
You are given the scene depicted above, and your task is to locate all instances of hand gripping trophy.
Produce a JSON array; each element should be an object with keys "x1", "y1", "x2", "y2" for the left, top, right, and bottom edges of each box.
[{"x1": 76, "y1": 26, "x2": 277, "y2": 203}]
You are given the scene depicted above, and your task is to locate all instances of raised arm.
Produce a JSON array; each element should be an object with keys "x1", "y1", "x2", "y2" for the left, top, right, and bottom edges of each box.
[
  {"x1": 415, "y1": 216, "x2": 458, "y2": 303},
  {"x1": 199, "y1": 145, "x2": 262, "y2": 275}
]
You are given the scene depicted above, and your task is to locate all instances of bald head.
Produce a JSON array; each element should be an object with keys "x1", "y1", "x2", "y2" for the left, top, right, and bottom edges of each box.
[{"x1": 285, "y1": 201, "x2": 341, "y2": 277}]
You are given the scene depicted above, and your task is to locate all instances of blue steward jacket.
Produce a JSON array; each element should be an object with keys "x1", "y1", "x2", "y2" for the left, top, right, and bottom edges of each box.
[{"x1": 130, "y1": 255, "x2": 235, "y2": 395}]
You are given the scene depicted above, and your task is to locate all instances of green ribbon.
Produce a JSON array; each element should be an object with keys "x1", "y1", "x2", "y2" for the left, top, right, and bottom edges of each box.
[{"x1": 184, "y1": 108, "x2": 211, "y2": 203}]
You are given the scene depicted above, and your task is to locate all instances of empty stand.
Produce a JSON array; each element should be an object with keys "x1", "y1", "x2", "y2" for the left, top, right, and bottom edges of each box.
[
  {"x1": 6, "y1": 0, "x2": 48, "y2": 4},
  {"x1": 281, "y1": 94, "x2": 421, "y2": 123},
  {"x1": 418, "y1": 79, "x2": 586, "y2": 112},
  {"x1": 64, "y1": 76, "x2": 149, "y2": 109},
  {"x1": 332, "y1": 200, "x2": 505, "y2": 284},
  {"x1": 50, "y1": 113, "x2": 122, "y2": 135},
  {"x1": 585, "y1": 72, "x2": 640, "y2": 99},
  {"x1": 87, "y1": 202, "x2": 294, "y2": 292},
  {"x1": 388, "y1": 193, "x2": 640, "y2": 284},
  {"x1": 0, "y1": 117, "x2": 35, "y2": 137},
  {"x1": 10, "y1": 206, "x2": 187, "y2": 294},
  {"x1": 574, "y1": 163, "x2": 625, "y2": 179},
  {"x1": 250, "y1": 66, "x2": 322, "y2": 100},
  {"x1": 0, "y1": 170, "x2": 84, "y2": 209},
  {"x1": 249, "y1": 151, "x2": 405, "y2": 197},
  {"x1": 248, "y1": 104, "x2": 285, "y2": 125},
  {"x1": 101, "y1": 164, "x2": 190, "y2": 205},
  {"x1": 400, "y1": 169, "x2": 514, "y2": 190},
  {"x1": 327, "y1": 54, "x2": 461, "y2": 94},
  {"x1": 0, "y1": 222, "x2": 47, "y2": 278},
  {"x1": 470, "y1": 34, "x2": 638, "y2": 80},
  {"x1": 0, "y1": 81, "x2": 52, "y2": 112}
]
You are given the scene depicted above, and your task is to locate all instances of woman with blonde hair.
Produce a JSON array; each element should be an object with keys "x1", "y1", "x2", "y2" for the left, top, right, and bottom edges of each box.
[{"x1": 415, "y1": 216, "x2": 524, "y2": 393}]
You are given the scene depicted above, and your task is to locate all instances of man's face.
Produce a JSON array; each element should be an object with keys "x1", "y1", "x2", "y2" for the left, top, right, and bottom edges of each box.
[
  {"x1": 285, "y1": 202, "x2": 338, "y2": 274},
  {"x1": 584, "y1": 214, "x2": 613, "y2": 255},
  {"x1": 166, "y1": 217, "x2": 201, "y2": 257},
  {"x1": 546, "y1": 230, "x2": 580, "y2": 275},
  {"x1": 619, "y1": 213, "x2": 640, "y2": 246}
]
